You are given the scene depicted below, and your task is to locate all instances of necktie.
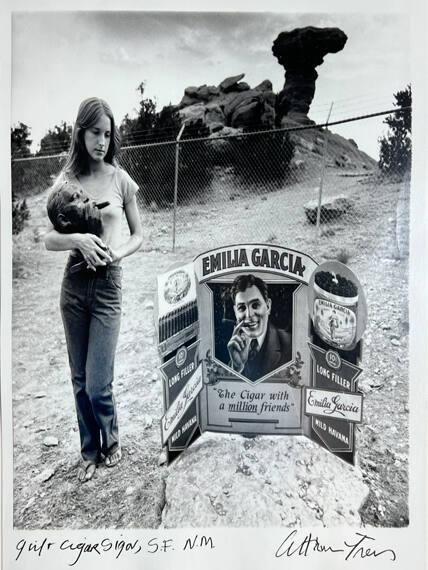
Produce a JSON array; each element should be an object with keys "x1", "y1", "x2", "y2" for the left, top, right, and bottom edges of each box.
[{"x1": 248, "y1": 339, "x2": 259, "y2": 361}]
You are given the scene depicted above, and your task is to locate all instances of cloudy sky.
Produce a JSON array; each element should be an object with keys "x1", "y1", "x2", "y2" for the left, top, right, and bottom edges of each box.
[{"x1": 11, "y1": 11, "x2": 410, "y2": 157}]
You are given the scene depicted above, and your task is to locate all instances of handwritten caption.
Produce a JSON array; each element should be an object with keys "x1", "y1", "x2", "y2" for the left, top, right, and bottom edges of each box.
[
  {"x1": 275, "y1": 530, "x2": 397, "y2": 562},
  {"x1": 15, "y1": 531, "x2": 398, "y2": 566},
  {"x1": 15, "y1": 534, "x2": 214, "y2": 566}
]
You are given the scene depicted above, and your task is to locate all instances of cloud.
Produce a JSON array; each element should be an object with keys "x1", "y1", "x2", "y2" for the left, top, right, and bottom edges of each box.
[{"x1": 99, "y1": 46, "x2": 148, "y2": 68}]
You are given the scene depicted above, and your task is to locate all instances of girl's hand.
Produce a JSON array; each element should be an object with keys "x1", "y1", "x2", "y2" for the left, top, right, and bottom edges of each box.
[
  {"x1": 106, "y1": 246, "x2": 121, "y2": 265},
  {"x1": 76, "y1": 234, "x2": 112, "y2": 267}
]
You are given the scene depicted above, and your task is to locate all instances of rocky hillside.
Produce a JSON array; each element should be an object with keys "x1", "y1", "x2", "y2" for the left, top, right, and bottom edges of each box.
[{"x1": 176, "y1": 72, "x2": 376, "y2": 172}]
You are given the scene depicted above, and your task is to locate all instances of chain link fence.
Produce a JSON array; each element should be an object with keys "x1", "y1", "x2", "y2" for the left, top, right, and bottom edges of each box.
[{"x1": 11, "y1": 111, "x2": 410, "y2": 255}]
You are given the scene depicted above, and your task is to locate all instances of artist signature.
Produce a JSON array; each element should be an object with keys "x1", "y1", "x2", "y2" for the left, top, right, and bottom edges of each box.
[{"x1": 275, "y1": 531, "x2": 396, "y2": 561}]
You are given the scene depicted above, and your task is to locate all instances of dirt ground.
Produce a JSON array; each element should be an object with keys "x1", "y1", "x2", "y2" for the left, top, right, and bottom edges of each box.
[{"x1": 12, "y1": 169, "x2": 409, "y2": 528}]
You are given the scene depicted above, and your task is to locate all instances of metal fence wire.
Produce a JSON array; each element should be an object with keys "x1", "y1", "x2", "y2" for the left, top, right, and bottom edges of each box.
[{"x1": 11, "y1": 111, "x2": 410, "y2": 253}]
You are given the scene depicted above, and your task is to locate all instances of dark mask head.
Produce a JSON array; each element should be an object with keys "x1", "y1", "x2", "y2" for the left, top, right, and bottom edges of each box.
[{"x1": 47, "y1": 180, "x2": 108, "y2": 236}]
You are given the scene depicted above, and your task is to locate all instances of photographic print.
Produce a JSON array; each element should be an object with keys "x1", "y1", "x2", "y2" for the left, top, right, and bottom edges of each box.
[{"x1": 2, "y1": 2, "x2": 427, "y2": 569}]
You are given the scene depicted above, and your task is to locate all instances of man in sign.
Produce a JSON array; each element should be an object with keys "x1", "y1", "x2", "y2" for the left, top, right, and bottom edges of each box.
[{"x1": 227, "y1": 274, "x2": 292, "y2": 382}]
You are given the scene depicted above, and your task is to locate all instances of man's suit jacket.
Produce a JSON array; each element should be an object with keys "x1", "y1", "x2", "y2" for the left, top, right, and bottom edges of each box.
[{"x1": 242, "y1": 322, "x2": 292, "y2": 382}]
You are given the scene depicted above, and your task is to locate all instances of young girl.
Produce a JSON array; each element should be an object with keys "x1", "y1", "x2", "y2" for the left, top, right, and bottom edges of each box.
[{"x1": 44, "y1": 98, "x2": 143, "y2": 482}]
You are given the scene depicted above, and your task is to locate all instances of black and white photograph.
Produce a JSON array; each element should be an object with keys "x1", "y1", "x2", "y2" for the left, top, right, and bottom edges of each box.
[{"x1": 1, "y1": 1, "x2": 427, "y2": 569}]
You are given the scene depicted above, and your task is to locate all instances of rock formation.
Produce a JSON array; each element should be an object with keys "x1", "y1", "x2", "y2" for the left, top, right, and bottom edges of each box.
[
  {"x1": 178, "y1": 74, "x2": 276, "y2": 132},
  {"x1": 272, "y1": 27, "x2": 348, "y2": 125}
]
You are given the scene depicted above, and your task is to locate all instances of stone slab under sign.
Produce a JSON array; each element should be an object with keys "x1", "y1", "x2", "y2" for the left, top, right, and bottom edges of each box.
[{"x1": 161, "y1": 432, "x2": 368, "y2": 527}]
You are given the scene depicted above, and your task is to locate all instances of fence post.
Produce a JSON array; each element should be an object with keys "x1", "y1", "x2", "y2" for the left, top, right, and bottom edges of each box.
[
  {"x1": 316, "y1": 102, "x2": 334, "y2": 235},
  {"x1": 172, "y1": 123, "x2": 187, "y2": 252}
]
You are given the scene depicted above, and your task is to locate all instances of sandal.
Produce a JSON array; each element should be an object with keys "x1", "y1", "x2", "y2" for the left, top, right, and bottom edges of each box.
[
  {"x1": 77, "y1": 460, "x2": 97, "y2": 482},
  {"x1": 105, "y1": 446, "x2": 122, "y2": 468}
]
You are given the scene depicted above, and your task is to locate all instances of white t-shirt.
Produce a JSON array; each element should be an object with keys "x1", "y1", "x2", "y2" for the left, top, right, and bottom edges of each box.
[{"x1": 54, "y1": 165, "x2": 139, "y2": 255}]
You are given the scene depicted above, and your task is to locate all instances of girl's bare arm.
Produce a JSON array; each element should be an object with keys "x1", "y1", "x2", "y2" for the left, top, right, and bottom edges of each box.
[
  {"x1": 44, "y1": 223, "x2": 112, "y2": 266},
  {"x1": 107, "y1": 196, "x2": 143, "y2": 263}
]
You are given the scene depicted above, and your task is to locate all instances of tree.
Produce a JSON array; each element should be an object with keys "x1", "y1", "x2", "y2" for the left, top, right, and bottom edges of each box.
[
  {"x1": 10, "y1": 123, "x2": 32, "y2": 232},
  {"x1": 120, "y1": 82, "x2": 159, "y2": 145},
  {"x1": 119, "y1": 82, "x2": 213, "y2": 205},
  {"x1": 378, "y1": 85, "x2": 411, "y2": 174},
  {"x1": 38, "y1": 121, "x2": 72, "y2": 156},
  {"x1": 11, "y1": 122, "x2": 32, "y2": 158},
  {"x1": 12, "y1": 199, "x2": 30, "y2": 235}
]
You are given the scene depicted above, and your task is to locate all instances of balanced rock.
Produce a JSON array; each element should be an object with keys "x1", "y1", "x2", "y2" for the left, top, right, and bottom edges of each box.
[
  {"x1": 273, "y1": 27, "x2": 347, "y2": 124},
  {"x1": 304, "y1": 195, "x2": 354, "y2": 224},
  {"x1": 161, "y1": 433, "x2": 368, "y2": 527}
]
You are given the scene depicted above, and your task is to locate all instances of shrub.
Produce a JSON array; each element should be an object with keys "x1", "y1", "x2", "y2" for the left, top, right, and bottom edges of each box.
[
  {"x1": 210, "y1": 128, "x2": 295, "y2": 187},
  {"x1": 233, "y1": 129, "x2": 294, "y2": 185},
  {"x1": 119, "y1": 83, "x2": 214, "y2": 205},
  {"x1": 120, "y1": 118, "x2": 214, "y2": 206},
  {"x1": 12, "y1": 198, "x2": 30, "y2": 235},
  {"x1": 378, "y1": 85, "x2": 411, "y2": 175}
]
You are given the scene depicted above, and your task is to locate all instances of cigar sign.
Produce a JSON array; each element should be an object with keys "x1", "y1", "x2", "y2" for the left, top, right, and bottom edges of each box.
[{"x1": 156, "y1": 245, "x2": 367, "y2": 465}]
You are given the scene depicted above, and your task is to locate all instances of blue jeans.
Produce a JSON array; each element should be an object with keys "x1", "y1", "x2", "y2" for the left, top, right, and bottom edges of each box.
[{"x1": 60, "y1": 258, "x2": 122, "y2": 462}]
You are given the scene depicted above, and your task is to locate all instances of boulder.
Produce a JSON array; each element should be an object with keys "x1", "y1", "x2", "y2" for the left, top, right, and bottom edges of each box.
[
  {"x1": 178, "y1": 103, "x2": 206, "y2": 125},
  {"x1": 180, "y1": 85, "x2": 220, "y2": 108},
  {"x1": 161, "y1": 433, "x2": 368, "y2": 527},
  {"x1": 224, "y1": 90, "x2": 263, "y2": 123},
  {"x1": 261, "y1": 90, "x2": 276, "y2": 108},
  {"x1": 335, "y1": 154, "x2": 354, "y2": 168},
  {"x1": 304, "y1": 195, "x2": 354, "y2": 224},
  {"x1": 231, "y1": 100, "x2": 262, "y2": 128},
  {"x1": 208, "y1": 127, "x2": 242, "y2": 158},
  {"x1": 236, "y1": 81, "x2": 250, "y2": 92},
  {"x1": 179, "y1": 94, "x2": 199, "y2": 109},
  {"x1": 290, "y1": 158, "x2": 306, "y2": 170},
  {"x1": 255, "y1": 79, "x2": 273, "y2": 92},
  {"x1": 209, "y1": 126, "x2": 241, "y2": 139},
  {"x1": 260, "y1": 106, "x2": 276, "y2": 128},
  {"x1": 196, "y1": 84, "x2": 219, "y2": 101},
  {"x1": 287, "y1": 111, "x2": 315, "y2": 125},
  {"x1": 205, "y1": 103, "x2": 225, "y2": 126},
  {"x1": 291, "y1": 135, "x2": 316, "y2": 153},
  {"x1": 184, "y1": 86, "x2": 199, "y2": 97},
  {"x1": 208, "y1": 122, "x2": 225, "y2": 134},
  {"x1": 219, "y1": 73, "x2": 245, "y2": 92}
]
